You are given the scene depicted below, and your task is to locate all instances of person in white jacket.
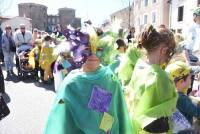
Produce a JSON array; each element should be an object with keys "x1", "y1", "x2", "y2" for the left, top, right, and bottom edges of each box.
[
  {"x1": 14, "y1": 24, "x2": 32, "y2": 47},
  {"x1": 14, "y1": 24, "x2": 32, "y2": 70}
]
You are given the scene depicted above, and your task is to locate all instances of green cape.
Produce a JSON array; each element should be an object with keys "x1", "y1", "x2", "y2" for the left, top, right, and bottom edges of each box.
[
  {"x1": 127, "y1": 59, "x2": 177, "y2": 133},
  {"x1": 44, "y1": 66, "x2": 134, "y2": 134}
]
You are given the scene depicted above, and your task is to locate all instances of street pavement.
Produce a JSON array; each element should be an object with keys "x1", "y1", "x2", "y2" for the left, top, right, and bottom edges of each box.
[{"x1": 0, "y1": 66, "x2": 56, "y2": 134}]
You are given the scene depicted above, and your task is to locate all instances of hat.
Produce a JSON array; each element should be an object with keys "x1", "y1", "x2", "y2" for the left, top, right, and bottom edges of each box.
[
  {"x1": 193, "y1": 7, "x2": 200, "y2": 16},
  {"x1": 165, "y1": 61, "x2": 191, "y2": 82}
]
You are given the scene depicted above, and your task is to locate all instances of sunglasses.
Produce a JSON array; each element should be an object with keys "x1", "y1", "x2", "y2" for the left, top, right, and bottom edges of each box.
[
  {"x1": 167, "y1": 47, "x2": 175, "y2": 58},
  {"x1": 20, "y1": 27, "x2": 25, "y2": 29}
]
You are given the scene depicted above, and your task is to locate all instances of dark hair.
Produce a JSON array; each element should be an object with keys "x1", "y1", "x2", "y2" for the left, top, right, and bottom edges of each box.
[
  {"x1": 193, "y1": 13, "x2": 198, "y2": 22},
  {"x1": 138, "y1": 25, "x2": 175, "y2": 53},
  {"x1": 5, "y1": 25, "x2": 11, "y2": 30},
  {"x1": 116, "y1": 39, "x2": 126, "y2": 50},
  {"x1": 44, "y1": 35, "x2": 52, "y2": 41},
  {"x1": 96, "y1": 28, "x2": 103, "y2": 36}
]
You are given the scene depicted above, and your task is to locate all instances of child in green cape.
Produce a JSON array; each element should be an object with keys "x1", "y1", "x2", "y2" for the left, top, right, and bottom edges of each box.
[
  {"x1": 44, "y1": 26, "x2": 134, "y2": 134},
  {"x1": 127, "y1": 25, "x2": 177, "y2": 133}
]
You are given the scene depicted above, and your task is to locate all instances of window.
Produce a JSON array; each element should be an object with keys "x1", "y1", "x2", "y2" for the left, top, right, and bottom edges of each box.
[
  {"x1": 152, "y1": 0, "x2": 156, "y2": 3},
  {"x1": 113, "y1": 16, "x2": 116, "y2": 21},
  {"x1": 152, "y1": 12, "x2": 156, "y2": 23},
  {"x1": 138, "y1": 0, "x2": 141, "y2": 9},
  {"x1": 177, "y1": 29, "x2": 182, "y2": 33},
  {"x1": 144, "y1": 15, "x2": 148, "y2": 24},
  {"x1": 144, "y1": 0, "x2": 148, "y2": 7},
  {"x1": 48, "y1": 18, "x2": 51, "y2": 23},
  {"x1": 52, "y1": 18, "x2": 55, "y2": 24},
  {"x1": 178, "y1": 6, "x2": 184, "y2": 21}
]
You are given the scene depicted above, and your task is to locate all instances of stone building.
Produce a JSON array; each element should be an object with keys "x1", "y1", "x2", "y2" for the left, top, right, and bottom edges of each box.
[
  {"x1": 58, "y1": 7, "x2": 81, "y2": 29},
  {"x1": 133, "y1": 0, "x2": 170, "y2": 34},
  {"x1": 110, "y1": 6, "x2": 134, "y2": 29},
  {"x1": 47, "y1": 15, "x2": 59, "y2": 32},
  {"x1": 71, "y1": 17, "x2": 81, "y2": 28},
  {"x1": 170, "y1": 0, "x2": 200, "y2": 33},
  {"x1": 18, "y1": 3, "x2": 48, "y2": 31}
]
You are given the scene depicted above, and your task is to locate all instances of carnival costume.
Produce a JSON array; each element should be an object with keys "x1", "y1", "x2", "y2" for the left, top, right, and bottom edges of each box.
[
  {"x1": 44, "y1": 26, "x2": 134, "y2": 134},
  {"x1": 128, "y1": 59, "x2": 177, "y2": 133}
]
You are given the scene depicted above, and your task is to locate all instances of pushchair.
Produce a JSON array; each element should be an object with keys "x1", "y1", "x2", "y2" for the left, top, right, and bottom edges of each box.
[{"x1": 16, "y1": 44, "x2": 37, "y2": 79}]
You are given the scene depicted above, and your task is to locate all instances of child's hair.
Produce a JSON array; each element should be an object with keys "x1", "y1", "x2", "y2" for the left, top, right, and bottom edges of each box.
[
  {"x1": 43, "y1": 35, "x2": 52, "y2": 42},
  {"x1": 165, "y1": 61, "x2": 191, "y2": 83},
  {"x1": 137, "y1": 25, "x2": 175, "y2": 53},
  {"x1": 174, "y1": 33, "x2": 184, "y2": 45},
  {"x1": 116, "y1": 39, "x2": 126, "y2": 50}
]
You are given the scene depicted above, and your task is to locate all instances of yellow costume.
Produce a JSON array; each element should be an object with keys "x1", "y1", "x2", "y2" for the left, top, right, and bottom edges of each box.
[
  {"x1": 39, "y1": 43, "x2": 56, "y2": 81},
  {"x1": 28, "y1": 39, "x2": 42, "y2": 69}
]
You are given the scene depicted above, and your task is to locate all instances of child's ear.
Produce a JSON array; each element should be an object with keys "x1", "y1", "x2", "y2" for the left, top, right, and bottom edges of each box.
[{"x1": 160, "y1": 46, "x2": 168, "y2": 55}]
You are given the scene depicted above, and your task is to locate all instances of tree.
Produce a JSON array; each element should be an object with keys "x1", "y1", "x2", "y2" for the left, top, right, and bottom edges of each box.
[{"x1": 0, "y1": 0, "x2": 13, "y2": 15}]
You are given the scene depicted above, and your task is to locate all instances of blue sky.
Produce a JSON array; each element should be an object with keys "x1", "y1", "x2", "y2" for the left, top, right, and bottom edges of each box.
[{"x1": 4, "y1": 0, "x2": 132, "y2": 26}]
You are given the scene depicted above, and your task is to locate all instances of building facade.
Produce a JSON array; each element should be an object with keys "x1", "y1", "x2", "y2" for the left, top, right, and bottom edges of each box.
[
  {"x1": 18, "y1": 3, "x2": 48, "y2": 31},
  {"x1": 18, "y1": 3, "x2": 81, "y2": 32},
  {"x1": 110, "y1": 6, "x2": 134, "y2": 29},
  {"x1": 133, "y1": 0, "x2": 170, "y2": 33},
  {"x1": 47, "y1": 15, "x2": 59, "y2": 32},
  {"x1": 58, "y1": 7, "x2": 81, "y2": 29},
  {"x1": 170, "y1": 0, "x2": 200, "y2": 33}
]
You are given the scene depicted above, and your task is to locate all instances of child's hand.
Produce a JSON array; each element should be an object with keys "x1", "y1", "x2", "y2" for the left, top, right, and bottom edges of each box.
[{"x1": 62, "y1": 69, "x2": 68, "y2": 75}]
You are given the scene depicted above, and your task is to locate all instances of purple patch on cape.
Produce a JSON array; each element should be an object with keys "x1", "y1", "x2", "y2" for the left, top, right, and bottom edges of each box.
[{"x1": 88, "y1": 85, "x2": 112, "y2": 113}]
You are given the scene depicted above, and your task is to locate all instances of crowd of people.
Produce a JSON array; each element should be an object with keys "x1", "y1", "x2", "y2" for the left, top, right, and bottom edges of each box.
[{"x1": 2, "y1": 7, "x2": 200, "y2": 134}]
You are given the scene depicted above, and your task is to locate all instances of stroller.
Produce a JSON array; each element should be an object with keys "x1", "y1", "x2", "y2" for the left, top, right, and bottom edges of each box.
[{"x1": 16, "y1": 44, "x2": 37, "y2": 79}]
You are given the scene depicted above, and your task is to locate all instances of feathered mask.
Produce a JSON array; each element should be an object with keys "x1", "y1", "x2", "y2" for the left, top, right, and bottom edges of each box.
[
  {"x1": 63, "y1": 27, "x2": 94, "y2": 67},
  {"x1": 62, "y1": 25, "x2": 116, "y2": 67}
]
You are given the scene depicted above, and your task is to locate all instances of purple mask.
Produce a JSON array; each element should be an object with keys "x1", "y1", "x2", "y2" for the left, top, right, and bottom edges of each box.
[{"x1": 63, "y1": 29, "x2": 92, "y2": 67}]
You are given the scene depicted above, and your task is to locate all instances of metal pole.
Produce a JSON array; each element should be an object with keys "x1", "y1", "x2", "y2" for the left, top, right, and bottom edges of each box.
[
  {"x1": 167, "y1": 0, "x2": 172, "y2": 29},
  {"x1": 128, "y1": 0, "x2": 131, "y2": 28}
]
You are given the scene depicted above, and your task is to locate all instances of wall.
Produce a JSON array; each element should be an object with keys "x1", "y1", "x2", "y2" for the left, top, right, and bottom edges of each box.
[
  {"x1": 110, "y1": 7, "x2": 134, "y2": 29},
  {"x1": 18, "y1": 3, "x2": 47, "y2": 30},
  {"x1": 171, "y1": 0, "x2": 197, "y2": 33}
]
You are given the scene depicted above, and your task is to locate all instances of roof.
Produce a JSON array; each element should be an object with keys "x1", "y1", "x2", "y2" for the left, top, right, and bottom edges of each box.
[{"x1": 18, "y1": 3, "x2": 47, "y2": 8}]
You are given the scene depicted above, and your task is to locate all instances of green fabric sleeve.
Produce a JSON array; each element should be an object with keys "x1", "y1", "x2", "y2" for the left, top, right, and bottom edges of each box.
[{"x1": 117, "y1": 46, "x2": 141, "y2": 86}]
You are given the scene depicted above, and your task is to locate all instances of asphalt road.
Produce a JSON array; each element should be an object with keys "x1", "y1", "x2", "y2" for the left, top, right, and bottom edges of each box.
[{"x1": 0, "y1": 66, "x2": 56, "y2": 134}]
